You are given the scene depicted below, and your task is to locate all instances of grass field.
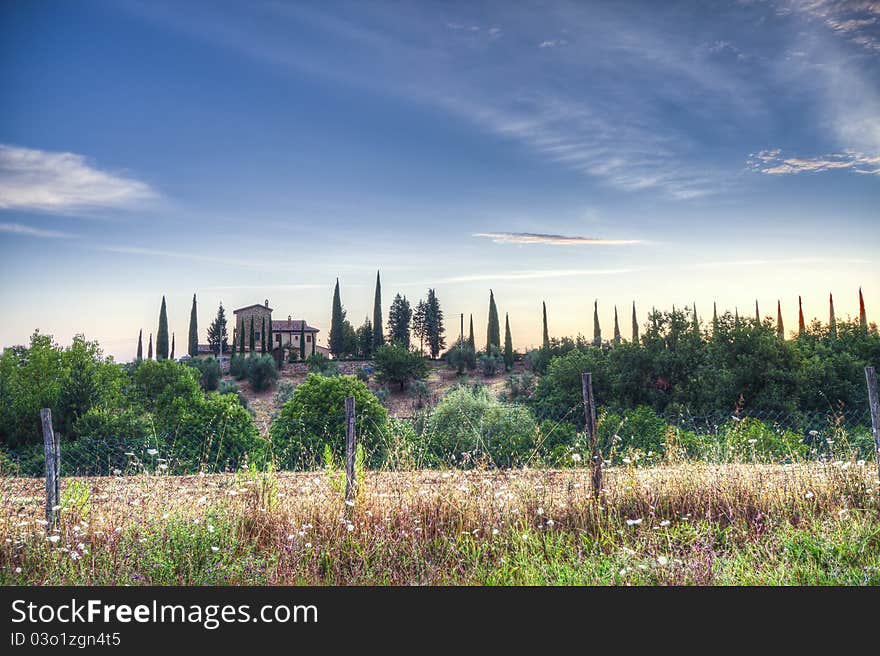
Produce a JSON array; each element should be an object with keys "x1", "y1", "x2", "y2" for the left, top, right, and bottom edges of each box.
[{"x1": 1, "y1": 462, "x2": 878, "y2": 585}]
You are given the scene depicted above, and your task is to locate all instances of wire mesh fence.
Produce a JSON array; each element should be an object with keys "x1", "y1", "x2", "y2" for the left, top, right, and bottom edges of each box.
[{"x1": 0, "y1": 402, "x2": 875, "y2": 478}]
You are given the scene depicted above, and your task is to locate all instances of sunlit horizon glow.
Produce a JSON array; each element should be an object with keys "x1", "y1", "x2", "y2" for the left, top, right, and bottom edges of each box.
[{"x1": 1, "y1": 1, "x2": 877, "y2": 361}]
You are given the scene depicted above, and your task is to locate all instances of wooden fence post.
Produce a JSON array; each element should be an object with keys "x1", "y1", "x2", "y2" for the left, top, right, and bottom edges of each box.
[
  {"x1": 344, "y1": 396, "x2": 357, "y2": 504},
  {"x1": 54, "y1": 431, "x2": 61, "y2": 513},
  {"x1": 40, "y1": 408, "x2": 58, "y2": 529},
  {"x1": 865, "y1": 366, "x2": 880, "y2": 482},
  {"x1": 582, "y1": 373, "x2": 602, "y2": 499}
]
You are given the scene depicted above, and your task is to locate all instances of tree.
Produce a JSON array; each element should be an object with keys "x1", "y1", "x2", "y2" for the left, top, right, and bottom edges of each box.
[
  {"x1": 188, "y1": 294, "x2": 199, "y2": 357},
  {"x1": 613, "y1": 306, "x2": 622, "y2": 345},
  {"x1": 777, "y1": 300, "x2": 785, "y2": 339},
  {"x1": 412, "y1": 299, "x2": 427, "y2": 354},
  {"x1": 156, "y1": 296, "x2": 169, "y2": 360},
  {"x1": 136, "y1": 330, "x2": 143, "y2": 362},
  {"x1": 342, "y1": 320, "x2": 358, "y2": 358},
  {"x1": 468, "y1": 314, "x2": 475, "y2": 350},
  {"x1": 207, "y1": 303, "x2": 229, "y2": 356},
  {"x1": 593, "y1": 300, "x2": 601, "y2": 346},
  {"x1": 260, "y1": 317, "x2": 267, "y2": 354},
  {"x1": 373, "y1": 343, "x2": 428, "y2": 391},
  {"x1": 147, "y1": 333, "x2": 153, "y2": 360},
  {"x1": 542, "y1": 302, "x2": 550, "y2": 350},
  {"x1": 424, "y1": 288, "x2": 445, "y2": 359},
  {"x1": 329, "y1": 278, "x2": 347, "y2": 357},
  {"x1": 239, "y1": 319, "x2": 245, "y2": 353},
  {"x1": 231, "y1": 330, "x2": 237, "y2": 356},
  {"x1": 387, "y1": 293, "x2": 412, "y2": 348},
  {"x1": 859, "y1": 288, "x2": 867, "y2": 334},
  {"x1": 356, "y1": 318, "x2": 373, "y2": 359},
  {"x1": 266, "y1": 316, "x2": 273, "y2": 353},
  {"x1": 503, "y1": 313, "x2": 514, "y2": 370},
  {"x1": 632, "y1": 302, "x2": 639, "y2": 344},
  {"x1": 170, "y1": 333, "x2": 175, "y2": 360},
  {"x1": 829, "y1": 292, "x2": 837, "y2": 338},
  {"x1": 299, "y1": 322, "x2": 306, "y2": 360},
  {"x1": 249, "y1": 316, "x2": 255, "y2": 353},
  {"x1": 798, "y1": 296, "x2": 806, "y2": 337},
  {"x1": 692, "y1": 304, "x2": 699, "y2": 336},
  {"x1": 712, "y1": 302, "x2": 718, "y2": 335},
  {"x1": 372, "y1": 270, "x2": 384, "y2": 350},
  {"x1": 486, "y1": 290, "x2": 500, "y2": 351}
]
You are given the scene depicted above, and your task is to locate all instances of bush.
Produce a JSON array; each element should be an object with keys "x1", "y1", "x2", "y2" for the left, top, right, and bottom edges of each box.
[
  {"x1": 306, "y1": 353, "x2": 340, "y2": 376},
  {"x1": 273, "y1": 381, "x2": 296, "y2": 407},
  {"x1": 446, "y1": 343, "x2": 476, "y2": 374},
  {"x1": 529, "y1": 348, "x2": 607, "y2": 427},
  {"x1": 500, "y1": 371, "x2": 536, "y2": 403},
  {"x1": 229, "y1": 355, "x2": 247, "y2": 380},
  {"x1": 477, "y1": 347, "x2": 504, "y2": 377},
  {"x1": 374, "y1": 343, "x2": 429, "y2": 391},
  {"x1": 187, "y1": 357, "x2": 221, "y2": 391},
  {"x1": 424, "y1": 386, "x2": 538, "y2": 467},
  {"x1": 218, "y1": 380, "x2": 249, "y2": 410},
  {"x1": 269, "y1": 374, "x2": 388, "y2": 469},
  {"x1": 246, "y1": 355, "x2": 277, "y2": 391},
  {"x1": 596, "y1": 405, "x2": 670, "y2": 464}
]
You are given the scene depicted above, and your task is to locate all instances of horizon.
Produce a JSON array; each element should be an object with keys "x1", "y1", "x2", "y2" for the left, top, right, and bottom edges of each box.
[{"x1": 1, "y1": 0, "x2": 878, "y2": 360}]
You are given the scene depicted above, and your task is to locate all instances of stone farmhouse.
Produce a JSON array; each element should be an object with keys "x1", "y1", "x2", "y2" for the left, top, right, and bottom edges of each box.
[{"x1": 231, "y1": 300, "x2": 325, "y2": 356}]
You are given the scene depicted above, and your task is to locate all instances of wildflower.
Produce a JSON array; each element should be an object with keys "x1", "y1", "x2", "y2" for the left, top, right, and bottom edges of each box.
[
  {"x1": 747, "y1": 439, "x2": 757, "y2": 445},
  {"x1": 838, "y1": 509, "x2": 849, "y2": 518},
  {"x1": 808, "y1": 430, "x2": 819, "y2": 437},
  {"x1": 571, "y1": 453, "x2": 582, "y2": 463},
  {"x1": 537, "y1": 507, "x2": 544, "y2": 516},
  {"x1": 112, "y1": 468, "x2": 122, "y2": 476},
  {"x1": 521, "y1": 533, "x2": 529, "y2": 540},
  {"x1": 211, "y1": 546, "x2": 219, "y2": 552},
  {"x1": 70, "y1": 551, "x2": 80, "y2": 561},
  {"x1": 346, "y1": 523, "x2": 354, "y2": 532},
  {"x1": 345, "y1": 500, "x2": 355, "y2": 507},
  {"x1": 492, "y1": 528, "x2": 499, "y2": 536},
  {"x1": 546, "y1": 518, "x2": 555, "y2": 527},
  {"x1": 158, "y1": 464, "x2": 168, "y2": 471},
  {"x1": 47, "y1": 535, "x2": 60, "y2": 543},
  {"x1": 207, "y1": 525, "x2": 215, "y2": 533},
  {"x1": 305, "y1": 542, "x2": 312, "y2": 548},
  {"x1": 619, "y1": 568, "x2": 628, "y2": 576},
  {"x1": 14, "y1": 567, "x2": 21, "y2": 574},
  {"x1": 625, "y1": 518, "x2": 643, "y2": 526},
  {"x1": 804, "y1": 491, "x2": 814, "y2": 499},
  {"x1": 657, "y1": 556, "x2": 669, "y2": 566},
  {"x1": 146, "y1": 449, "x2": 158, "y2": 456},
  {"x1": 659, "y1": 520, "x2": 670, "y2": 527},
  {"x1": 622, "y1": 458, "x2": 632, "y2": 464}
]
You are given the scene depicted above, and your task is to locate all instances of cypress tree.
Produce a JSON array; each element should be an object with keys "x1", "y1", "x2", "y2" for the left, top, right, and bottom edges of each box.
[
  {"x1": 613, "y1": 306, "x2": 621, "y2": 345},
  {"x1": 267, "y1": 316, "x2": 273, "y2": 353},
  {"x1": 755, "y1": 300, "x2": 760, "y2": 325},
  {"x1": 776, "y1": 301, "x2": 784, "y2": 339},
  {"x1": 829, "y1": 293, "x2": 837, "y2": 338},
  {"x1": 712, "y1": 302, "x2": 719, "y2": 334},
  {"x1": 592, "y1": 300, "x2": 601, "y2": 346},
  {"x1": 692, "y1": 304, "x2": 699, "y2": 336},
  {"x1": 485, "y1": 290, "x2": 501, "y2": 351},
  {"x1": 734, "y1": 308, "x2": 740, "y2": 329},
  {"x1": 467, "y1": 314, "x2": 475, "y2": 350},
  {"x1": 387, "y1": 293, "x2": 412, "y2": 348},
  {"x1": 859, "y1": 288, "x2": 867, "y2": 334},
  {"x1": 542, "y1": 302, "x2": 550, "y2": 350},
  {"x1": 261, "y1": 317, "x2": 267, "y2": 353},
  {"x1": 503, "y1": 313, "x2": 514, "y2": 370},
  {"x1": 798, "y1": 296, "x2": 806, "y2": 337},
  {"x1": 329, "y1": 278, "x2": 346, "y2": 357},
  {"x1": 424, "y1": 288, "x2": 445, "y2": 359},
  {"x1": 372, "y1": 271, "x2": 384, "y2": 349},
  {"x1": 632, "y1": 302, "x2": 639, "y2": 343},
  {"x1": 249, "y1": 316, "x2": 255, "y2": 353},
  {"x1": 239, "y1": 319, "x2": 245, "y2": 353},
  {"x1": 300, "y1": 322, "x2": 306, "y2": 360},
  {"x1": 156, "y1": 296, "x2": 169, "y2": 360},
  {"x1": 231, "y1": 330, "x2": 237, "y2": 356},
  {"x1": 136, "y1": 329, "x2": 143, "y2": 362},
  {"x1": 171, "y1": 333, "x2": 175, "y2": 360},
  {"x1": 207, "y1": 304, "x2": 228, "y2": 355},
  {"x1": 148, "y1": 333, "x2": 153, "y2": 360},
  {"x1": 188, "y1": 294, "x2": 199, "y2": 357}
]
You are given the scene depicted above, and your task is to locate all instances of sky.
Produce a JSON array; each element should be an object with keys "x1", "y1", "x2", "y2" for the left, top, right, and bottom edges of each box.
[{"x1": 1, "y1": 0, "x2": 878, "y2": 361}]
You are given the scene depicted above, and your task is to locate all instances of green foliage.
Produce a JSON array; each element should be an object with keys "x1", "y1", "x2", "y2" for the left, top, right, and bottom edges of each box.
[
  {"x1": 329, "y1": 279, "x2": 346, "y2": 358},
  {"x1": 246, "y1": 354, "x2": 277, "y2": 392},
  {"x1": 356, "y1": 318, "x2": 373, "y2": 359},
  {"x1": 229, "y1": 355, "x2": 247, "y2": 380},
  {"x1": 424, "y1": 385, "x2": 537, "y2": 467},
  {"x1": 306, "y1": 352, "x2": 340, "y2": 376},
  {"x1": 446, "y1": 342, "x2": 476, "y2": 374},
  {"x1": 387, "y1": 293, "x2": 412, "y2": 348},
  {"x1": 206, "y1": 304, "x2": 228, "y2": 356},
  {"x1": 187, "y1": 357, "x2": 221, "y2": 391},
  {"x1": 218, "y1": 380, "x2": 249, "y2": 410},
  {"x1": 269, "y1": 374, "x2": 388, "y2": 469},
  {"x1": 372, "y1": 270, "x2": 384, "y2": 350},
  {"x1": 503, "y1": 314, "x2": 514, "y2": 371},
  {"x1": 486, "y1": 290, "x2": 500, "y2": 351},
  {"x1": 188, "y1": 294, "x2": 199, "y2": 357},
  {"x1": 373, "y1": 343, "x2": 428, "y2": 391},
  {"x1": 478, "y1": 346, "x2": 504, "y2": 376},
  {"x1": 500, "y1": 371, "x2": 536, "y2": 403},
  {"x1": 424, "y1": 289, "x2": 445, "y2": 358}
]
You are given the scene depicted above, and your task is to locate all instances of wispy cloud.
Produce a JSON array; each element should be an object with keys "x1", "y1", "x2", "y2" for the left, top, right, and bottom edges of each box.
[
  {"x1": 748, "y1": 149, "x2": 880, "y2": 175},
  {"x1": 473, "y1": 232, "x2": 642, "y2": 245},
  {"x1": 0, "y1": 144, "x2": 156, "y2": 213},
  {"x1": 538, "y1": 39, "x2": 568, "y2": 48},
  {"x1": 437, "y1": 268, "x2": 635, "y2": 283},
  {"x1": 0, "y1": 222, "x2": 75, "y2": 239},
  {"x1": 97, "y1": 246, "x2": 294, "y2": 271},
  {"x1": 777, "y1": 0, "x2": 880, "y2": 53}
]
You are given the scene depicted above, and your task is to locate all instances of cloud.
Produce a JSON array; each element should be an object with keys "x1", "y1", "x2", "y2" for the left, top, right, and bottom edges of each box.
[
  {"x1": 748, "y1": 149, "x2": 880, "y2": 174},
  {"x1": 0, "y1": 222, "x2": 75, "y2": 239},
  {"x1": 0, "y1": 144, "x2": 156, "y2": 213},
  {"x1": 472, "y1": 232, "x2": 642, "y2": 245},
  {"x1": 779, "y1": 0, "x2": 880, "y2": 53},
  {"x1": 438, "y1": 268, "x2": 635, "y2": 283},
  {"x1": 538, "y1": 39, "x2": 568, "y2": 48}
]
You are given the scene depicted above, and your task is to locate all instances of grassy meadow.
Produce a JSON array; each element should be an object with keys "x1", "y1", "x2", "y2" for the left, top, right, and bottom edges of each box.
[{"x1": 2, "y1": 460, "x2": 878, "y2": 586}]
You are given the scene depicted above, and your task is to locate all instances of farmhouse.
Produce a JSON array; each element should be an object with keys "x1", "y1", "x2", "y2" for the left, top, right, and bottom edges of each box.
[{"x1": 232, "y1": 300, "x2": 321, "y2": 356}]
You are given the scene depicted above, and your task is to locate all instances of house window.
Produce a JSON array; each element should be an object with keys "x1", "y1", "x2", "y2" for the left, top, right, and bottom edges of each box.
[
  {"x1": 306, "y1": 335, "x2": 311, "y2": 342},
  {"x1": 276, "y1": 334, "x2": 282, "y2": 344},
  {"x1": 255, "y1": 332, "x2": 261, "y2": 341}
]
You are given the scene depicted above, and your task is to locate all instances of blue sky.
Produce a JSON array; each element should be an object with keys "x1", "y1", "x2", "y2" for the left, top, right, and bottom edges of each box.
[{"x1": 1, "y1": 0, "x2": 878, "y2": 359}]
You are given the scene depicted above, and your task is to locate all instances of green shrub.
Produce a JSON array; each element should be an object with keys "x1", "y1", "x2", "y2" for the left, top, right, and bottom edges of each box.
[
  {"x1": 596, "y1": 405, "x2": 669, "y2": 464},
  {"x1": 446, "y1": 343, "x2": 476, "y2": 374},
  {"x1": 373, "y1": 344, "x2": 428, "y2": 391},
  {"x1": 500, "y1": 371, "x2": 536, "y2": 403},
  {"x1": 269, "y1": 374, "x2": 388, "y2": 469},
  {"x1": 246, "y1": 355, "x2": 277, "y2": 391},
  {"x1": 424, "y1": 386, "x2": 538, "y2": 467},
  {"x1": 229, "y1": 355, "x2": 247, "y2": 380},
  {"x1": 187, "y1": 357, "x2": 221, "y2": 391},
  {"x1": 218, "y1": 381, "x2": 249, "y2": 410},
  {"x1": 477, "y1": 346, "x2": 504, "y2": 376},
  {"x1": 306, "y1": 353, "x2": 340, "y2": 376},
  {"x1": 273, "y1": 381, "x2": 296, "y2": 406}
]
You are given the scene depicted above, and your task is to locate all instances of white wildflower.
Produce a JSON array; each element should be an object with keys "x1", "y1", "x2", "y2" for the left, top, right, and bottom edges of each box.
[
  {"x1": 47, "y1": 535, "x2": 60, "y2": 543},
  {"x1": 146, "y1": 449, "x2": 158, "y2": 456},
  {"x1": 805, "y1": 491, "x2": 814, "y2": 499},
  {"x1": 571, "y1": 453, "x2": 582, "y2": 462},
  {"x1": 211, "y1": 546, "x2": 219, "y2": 552},
  {"x1": 657, "y1": 555, "x2": 668, "y2": 566},
  {"x1": 659, "y1": 520, "x2": 670, "y2": 527},
  {"x1": 625, "y1": 518, "x2": 643, "y2": 526}
]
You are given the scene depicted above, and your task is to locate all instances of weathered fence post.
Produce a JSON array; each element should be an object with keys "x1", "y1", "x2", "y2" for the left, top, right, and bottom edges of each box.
[
  {"x1": 40, "y1": 408, "x2": 59, "y2": 529},
  {"x1": 866, "y1": 366, "x2": 880, "y2": 481},
  {"x1": 344, "y1": 396, "x2": 357, "y2": 504},
  {"x1": 582, "y1": 373, "x2": 602, "y2": 499},
  {"x1": 54, "y1": 431, "x2": 61, "y2": 513}
]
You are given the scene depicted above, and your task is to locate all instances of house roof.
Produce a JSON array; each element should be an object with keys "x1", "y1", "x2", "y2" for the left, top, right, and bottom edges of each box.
[
  {"x1": 232, "y1": 303, "x2": 273, "y2": 314},
  {"x1": 272, "y1": 319, "x2": 319, "y2": 333}
]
